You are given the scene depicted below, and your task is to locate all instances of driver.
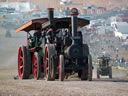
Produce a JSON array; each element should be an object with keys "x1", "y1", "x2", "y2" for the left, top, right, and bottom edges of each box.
[
  {"x1": 46, "y1": 26, "x2": 56, "y2": 44},
  {"x1": 28, "y1": 28, "x2": 42, "y2": 52}
]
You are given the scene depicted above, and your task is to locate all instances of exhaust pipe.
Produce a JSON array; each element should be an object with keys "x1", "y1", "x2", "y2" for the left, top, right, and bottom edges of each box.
[
  {"x1": 70, "y1": 8, "x2": 79, "y2": 44},
  {"x1": 64, "y1": 8, "x2": 83, "y2": 59},
  {"x1": 47, "y1": 8, "x2": 54, "y2": 24}
]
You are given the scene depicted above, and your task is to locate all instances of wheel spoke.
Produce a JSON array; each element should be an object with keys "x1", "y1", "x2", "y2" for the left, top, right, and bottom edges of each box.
[
  {"x1": 32, "y1": 54, "x2": 39, "y2": 78},
  {"x1": 44, "y1": 47, "x2": 49, "y2": 79},
  {"x1": 46, "y1": 67, "x2": 49, "y2": 71},
  {"x1": 20, "y1": 65, "x2": 23, "y2": 69},
  {"x1": 34, "y1": 57, "x2": 37, "y2": 63},
  {"x1": 33, "y1": 60, "x2": 36, "y2": 65},
  {"x1": 34, "y1": 70, "x2": 37, "y2": 77},
  {"x1": 35, "y1": 64, "x2": 37, "y2": 68},
  {"x1": 20, "y1": 56, "x2": 23, "y2": 60},
  {"x1": 45, "y1": 67, "x2": 49, "y2": 77},
  {"x1": 46, "y1": 58, "x2": 48, "y2": 60},
  {"x1": 35, "y1": 69, "x2": 37, "y2": 74},
  {"x1": 33, "y1": 65, "x2": 37, "y2": 77}
]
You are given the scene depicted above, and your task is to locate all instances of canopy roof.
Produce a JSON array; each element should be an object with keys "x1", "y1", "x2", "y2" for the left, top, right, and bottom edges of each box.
[
  {"x1": 42, "y1": 17, "x2": 89, "y2": 29},
  {"x1": 16, "y1": 18, "x2": 48, "y2": 32},
  {"x1": 16, "y1": 17, "x2": 89, "y2": 32}
]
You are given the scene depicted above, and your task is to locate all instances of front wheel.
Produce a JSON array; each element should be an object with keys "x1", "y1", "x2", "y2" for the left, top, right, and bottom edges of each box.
[
  {"x1": 97, "y1": 68, "x2": 100, "y2": 79},
  {"x1": 59, "y1": 55, "x2": 64, "y2": 81},
  {"x1": 88, "y1": 54, "x2": 93, "y2": 81},
  {"x1": 108, "y1": 66, "x2": 112, "y2": 78},
  {"x1": 32, "y1": 52, "x2": 41, "y2": 80}
]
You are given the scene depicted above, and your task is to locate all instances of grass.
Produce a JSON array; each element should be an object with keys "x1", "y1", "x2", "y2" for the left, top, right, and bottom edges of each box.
[{"x1": 112, "y1": 67, "x2": 128, "y2": 77}]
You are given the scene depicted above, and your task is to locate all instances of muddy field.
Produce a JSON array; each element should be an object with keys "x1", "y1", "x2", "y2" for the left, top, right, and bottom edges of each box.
[{"x1": 0, "y1": 29, "x2": 128, "y2": 96}]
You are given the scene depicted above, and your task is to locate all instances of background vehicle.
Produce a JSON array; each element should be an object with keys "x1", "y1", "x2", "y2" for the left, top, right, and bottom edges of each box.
[{"x1": 97, "y1": 56, "x2": 112, "y2": 79}]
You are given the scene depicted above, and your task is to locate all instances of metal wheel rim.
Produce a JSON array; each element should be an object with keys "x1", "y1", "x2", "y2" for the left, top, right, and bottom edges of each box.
[
  {"x1": 44, "y1": 47, "x2": 49, "y2": 78},
  {"x1": 59, "y1": 55, "x2": 64, "y2": 81},
  {"x1": 18, "y1": 47, "x2": 24, "y2": 79}
]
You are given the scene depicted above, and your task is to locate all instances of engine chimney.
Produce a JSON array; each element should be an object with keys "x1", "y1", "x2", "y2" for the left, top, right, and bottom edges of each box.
[
  {"x1": 47, "y1": 8, "x2": 54, "y2": 24},
  {"x1": 64, "y1": 8, "x2": 83, "y2": 59},
  {"x1": 70, "y1": 8, "x2": 79, "y2": 44}
]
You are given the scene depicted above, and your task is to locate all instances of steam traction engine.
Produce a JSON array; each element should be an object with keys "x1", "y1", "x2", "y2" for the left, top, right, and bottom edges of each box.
[
  {"x1": 43, "y1": 8, "x2": 93, "y2": 81},
  {"x1": 97, "y1": 56, "x2": 112, "y2": 79}
]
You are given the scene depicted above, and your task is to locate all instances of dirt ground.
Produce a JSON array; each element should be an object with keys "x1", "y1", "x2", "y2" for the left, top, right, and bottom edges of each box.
[
  {"x1": 0, "y1": 78, "x2": 128, "y2": 96},
  {"x1": 0, "y1": 29, "x2": 128, "y2": 96}
]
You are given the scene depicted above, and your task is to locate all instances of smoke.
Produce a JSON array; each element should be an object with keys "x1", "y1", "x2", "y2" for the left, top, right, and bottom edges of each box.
[{"x1": 0, "y1": 28, "x2": 26, "y2": 80}]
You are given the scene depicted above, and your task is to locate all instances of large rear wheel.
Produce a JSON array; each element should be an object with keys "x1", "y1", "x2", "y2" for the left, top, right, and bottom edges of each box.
[
  {"x1": 81, "y1": 70, "x2": 88, "y2": 80},
  {"x1": 81, "y1": 44, "x2": 89, "y2": 80},
  {"x1": 18, "y1": 46, "x2": 31, "y2": 79},
  {"x1": 59, "y1": 55, "x2": 64, "y2": 81},
  {"x1": 44, "y1": 44, "x2": 56, "y2": 81},
  {"x1": 32, "y1": 52, "x2": 41, "y2": 80}
]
